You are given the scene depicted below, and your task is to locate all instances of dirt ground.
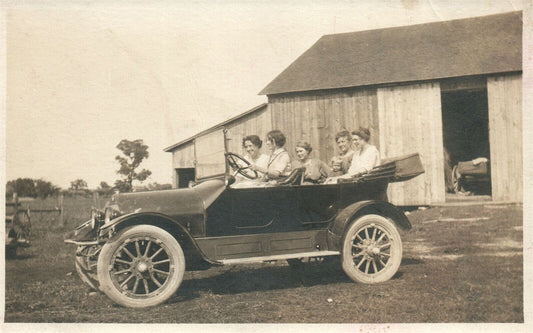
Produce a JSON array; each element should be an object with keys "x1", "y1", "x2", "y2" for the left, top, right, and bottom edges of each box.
[{"x1": 3, "y1": 201, "x2": 524, "y2": 323}]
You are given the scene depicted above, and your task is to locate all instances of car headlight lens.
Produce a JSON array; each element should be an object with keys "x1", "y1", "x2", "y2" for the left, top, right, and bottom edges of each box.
[
  {"x1": 104, "y1": 206, "x2": 121, "y2": 225},
  {"x1": 104, "y1": 208, "x2": 112, "y2": 225},
  {"x1": 90, "y1": 208, "x2": 104, "y2": 230}
]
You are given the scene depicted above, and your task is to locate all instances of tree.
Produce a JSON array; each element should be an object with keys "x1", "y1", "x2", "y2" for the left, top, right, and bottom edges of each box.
[
  {"x1": 114, "y1": 139, "x2": 152, "y2": 192},
  {"x1": 97, "y1": 181, "x2": 114, "y2": 196},
  {"x1": 35, "y1": 179, "x2": 61, "y2": 198},
  {"x1": 99, "y1": 181, "x2": 111, "y2": 189},
  {"x1": 6, "y1": 178, "x2": 36, "y2": 198},
  {"x1": 70, "y1": 179, "x2": 88, "y2": 190},
  {"x1": 6, "y1": 178, "x2": 61, "y2": 198}
]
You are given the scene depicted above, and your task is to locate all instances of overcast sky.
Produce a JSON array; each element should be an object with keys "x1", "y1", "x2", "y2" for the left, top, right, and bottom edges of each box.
[{"x1": 2, "y1": 0, "x2": 527, "y2": 189}]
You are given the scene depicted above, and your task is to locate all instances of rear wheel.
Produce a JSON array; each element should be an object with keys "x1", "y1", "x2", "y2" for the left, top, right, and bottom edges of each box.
[
  {"x1": 342, "y1": 214, "x2": 402, "y2": 284},
  {"x1": 97, "y1": 225, "x2": 185, "y2": 308},
  {"x1": 452, "y1": 165, "x2": 462, "y2": 193}
]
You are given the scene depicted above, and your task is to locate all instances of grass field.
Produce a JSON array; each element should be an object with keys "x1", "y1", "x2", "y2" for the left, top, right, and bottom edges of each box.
[{"x1": 4, "y1": 195, "x2": 523, "y2": 323}]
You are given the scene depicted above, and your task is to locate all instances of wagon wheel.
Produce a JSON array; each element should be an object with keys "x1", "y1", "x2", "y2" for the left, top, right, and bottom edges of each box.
[
  {"x1": 97, "y1": 225, "x2": 185, "y2": 308},
  {"x1": 75, "y1": 245, "x2": 102, "y2": 291},
  {"x1": 451, "y1": 165, "x2": 462, "y2": 193},
  {"x1": 342, "y1": 214, "x2": 402, "y2": 284},
  {"x1": 13, "y1": 210, "x2": 31, "y2": 244},
  {"x1": 225, "y1": 152, "x2": 259, "y2": 179}
]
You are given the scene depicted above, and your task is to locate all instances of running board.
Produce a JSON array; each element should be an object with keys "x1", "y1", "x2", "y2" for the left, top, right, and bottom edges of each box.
[{"x1": 219, "y1": 250, "x2": 340, "y2": 265}]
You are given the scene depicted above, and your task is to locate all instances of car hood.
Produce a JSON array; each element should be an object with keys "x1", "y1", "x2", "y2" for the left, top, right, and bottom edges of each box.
[{"x1": 110, "y1": 178, "x2": 227, "y2": 217}]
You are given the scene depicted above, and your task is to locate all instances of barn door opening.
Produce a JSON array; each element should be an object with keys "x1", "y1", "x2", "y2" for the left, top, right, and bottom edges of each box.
[
  {"x1": 441, "y1": 86, "x2": 491, "y2": 199},
  {"x1": 175, "y1": 168, "x2": 195, "y2": 188}
]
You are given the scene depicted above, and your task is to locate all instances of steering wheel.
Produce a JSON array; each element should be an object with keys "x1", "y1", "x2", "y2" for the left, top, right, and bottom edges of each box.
[{"x1": 225, "y1": 152, "x2": 259, "y2": 179}]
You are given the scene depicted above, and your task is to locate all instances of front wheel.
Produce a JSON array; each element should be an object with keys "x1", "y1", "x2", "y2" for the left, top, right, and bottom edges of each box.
[
  {"x1": 75, "y1": 245, "x2": 101, "y2": 291},
  {"x1": 342, "y1": 214, "x2": 402, "y2": 284},
  {"x1": 97, "y1": 225, "x2": 185, "y2": 308}
]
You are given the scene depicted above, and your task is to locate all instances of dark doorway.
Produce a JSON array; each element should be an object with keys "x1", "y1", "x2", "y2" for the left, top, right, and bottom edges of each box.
[
  {"x1": 441, "y1": 89, "x2": 491, "y2": 196},
  {"x1": 176, "y1": 168, "x2": 195, "y2": 188}
]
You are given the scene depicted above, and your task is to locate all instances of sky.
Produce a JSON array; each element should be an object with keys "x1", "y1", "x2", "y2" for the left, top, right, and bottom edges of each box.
[{"x1": 2, "y1": 0, "x2": 528, "y2": 189}]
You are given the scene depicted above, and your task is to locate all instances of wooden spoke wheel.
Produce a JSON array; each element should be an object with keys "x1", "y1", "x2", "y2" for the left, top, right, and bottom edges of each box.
[
  {"x1": 97, "y1": 225, "x2": 185, "y2": 308},
  {"x1": 342, "y1": 214, "x2": 402, "y2": 284},
  {"x1": 75, "y1": 245, "x2": 102, "y2": 291}
]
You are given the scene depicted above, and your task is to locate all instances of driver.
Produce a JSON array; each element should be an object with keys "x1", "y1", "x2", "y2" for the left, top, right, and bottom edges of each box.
[
  {"x1": 240, "y1": 135, "x2": 269, "y2": 179},
  {"x1": 250, "y1": 130, "x2": 291, "y2": 181}
]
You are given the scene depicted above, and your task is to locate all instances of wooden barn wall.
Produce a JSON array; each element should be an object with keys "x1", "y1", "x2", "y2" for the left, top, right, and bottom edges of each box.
[
  {"x1": 169, "y1": 105, "x2": 271, "y2": 187},
  {"x1": 377, "y1": 82, "x2": 445, "y2": 205},
  {"x1": 172, "y1": 142, "x2": 195, "y2": 169},
  {"x1": 225, "y1": 106, "x2": 272, "y2": 154},
  {"x1": 487, "y1": 74, "x2": 522, "y2": 202},
  {"x1": 269, "y1": 90, "x2": 379, "y2": 164},
  {"x1": 171, "y1": 142, "x2": 195, "y2": 187}
]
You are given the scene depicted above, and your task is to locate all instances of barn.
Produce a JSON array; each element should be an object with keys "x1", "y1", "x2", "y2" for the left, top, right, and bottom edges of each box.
[{"x1": 165, "y1": 11, "x2": 522, "y2": 206}]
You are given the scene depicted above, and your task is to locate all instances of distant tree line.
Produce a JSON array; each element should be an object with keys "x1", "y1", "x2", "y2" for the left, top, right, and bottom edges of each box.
[
  {"x1": 6, "y1": 139, "x2": 165, "y2": 198},
  {"x1": 5, "y1": 178, "x2": 61, "y2": 199},
  {"x1": 6, "y1": 177, "x2": 171, "y2": 199}
]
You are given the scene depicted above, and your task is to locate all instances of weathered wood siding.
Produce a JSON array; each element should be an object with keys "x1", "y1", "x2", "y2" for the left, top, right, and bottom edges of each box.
[
  {"x1": 169, "y1": 105, "x2": 271, "y2": 186},
  {"x1": 225, "y1": 105, "x2": 272, "y2": 154},
  {"x1": 269, "y1": 90, "x2": 379, "y2": 163},
  {"x1": 487, "y1": 74, "x2": 522, "y2": 202},
  {"x1": 172, "y1": 142, "x2": 195, "y2": 169},
  {"x1": 377, "y1": 83, "x2": 445, "y2": 205},
  {"x1": 171, "y1": 142, "x2": 195, "y2": 188}
]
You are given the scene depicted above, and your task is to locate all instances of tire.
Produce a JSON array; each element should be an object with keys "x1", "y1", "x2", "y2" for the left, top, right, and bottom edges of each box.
[
  {"x1": 452, "y1": 165, "x2": 462, "y2": 193},
  {"x1": 342, "y1": 214, "x2": 402, "y2": 284},
  {"x1": 97, "y1": 225, "x2": 186, "y2": 308},
  {"x1": 75, "y1": 245, "x2": 101, "y2": 291}
]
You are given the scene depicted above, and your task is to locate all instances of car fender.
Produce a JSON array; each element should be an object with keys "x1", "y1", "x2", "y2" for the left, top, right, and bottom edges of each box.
[
  {"x1": 99, "y1": 212, "x2": 219, "y2": 265},
  {"x1": 327, "y1": 200, "x2": 411, "y2": 251}
]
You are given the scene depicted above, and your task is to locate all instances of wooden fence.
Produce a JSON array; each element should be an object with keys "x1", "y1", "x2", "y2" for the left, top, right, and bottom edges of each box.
[{"x1": 6, "y1": 193, "x2": 64, "y2": 225}]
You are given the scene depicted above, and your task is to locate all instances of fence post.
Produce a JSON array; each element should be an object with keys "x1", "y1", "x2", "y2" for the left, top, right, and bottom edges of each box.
[
  {"x1": 93, "y1": 191, "x2": 99, "y2": 208},
  {"x1": 13, "y1": 192, "x2": 19, "y2": 214},
  {"x1": 59, "y1": 194, "x2": 64, "y2": 226}
]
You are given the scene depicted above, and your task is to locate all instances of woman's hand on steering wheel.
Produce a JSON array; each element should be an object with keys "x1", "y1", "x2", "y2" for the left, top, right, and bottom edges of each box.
[{"x1": 225, "y1": 152, "x2": 259, "y2": 179}]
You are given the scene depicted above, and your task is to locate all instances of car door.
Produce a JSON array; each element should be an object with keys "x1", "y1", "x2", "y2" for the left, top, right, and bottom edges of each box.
[{"x1": 295, "y1": 183, "x2": 339, "y2": 225}]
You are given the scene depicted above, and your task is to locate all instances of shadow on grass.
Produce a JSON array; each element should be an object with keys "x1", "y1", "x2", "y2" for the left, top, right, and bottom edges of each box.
[
  {"x1": 5, "y1": 253, "x2": 36, "y2": 261},
  {"x1": 170, "y1": 264, "x2": 352, "y2": 302},
  {"x1": 402, "y1": 257, "x2": 424, "y2": 266}
]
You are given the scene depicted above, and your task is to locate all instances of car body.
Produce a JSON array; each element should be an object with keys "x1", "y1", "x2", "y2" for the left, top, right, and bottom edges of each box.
[
  {"x1": 451, "y1": 157, "x2": 491, "y2": 194},
  {"x1": 65, "y1": 152, "x2": 423, "y2": 308}
]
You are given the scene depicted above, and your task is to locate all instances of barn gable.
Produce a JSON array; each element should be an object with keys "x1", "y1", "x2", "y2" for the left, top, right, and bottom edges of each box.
[{"x1": 260, "y1": 11, "x2": 522, "y2": 96}]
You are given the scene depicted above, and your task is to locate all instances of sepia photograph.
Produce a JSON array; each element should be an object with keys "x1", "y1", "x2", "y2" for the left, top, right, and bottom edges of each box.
[{"x1": 1, "y1": 0, "x2": 531, "y2": 332}]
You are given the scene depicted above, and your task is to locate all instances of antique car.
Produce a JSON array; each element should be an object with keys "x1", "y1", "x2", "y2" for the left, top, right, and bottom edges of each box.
[
  {"x1": 451, "y1": 157, "x2": 491, "y2": 194},
  {"x1": 65, "y1": 151, "x2": 423, "y2": 308}
]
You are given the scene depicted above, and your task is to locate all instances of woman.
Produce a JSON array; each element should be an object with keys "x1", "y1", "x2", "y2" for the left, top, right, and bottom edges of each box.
[
  {"x1": 345, "y1": 127, "x2": 380, "y2": 176},
  {"x1": 333, "y1": 130, "x2": 355, "y2": 174},
  {"x1": 241, "y1": 135, "x2": 268, "y2": 178},
  {"x1": 292, "y1": 141, "x2": 331, "y2": 184},
  {"x1": 326, "y1": 127, "x2": 380, "y2": 183},
  {"x1": 250, "y1": 130, "x2": 291, "y2": 180}
]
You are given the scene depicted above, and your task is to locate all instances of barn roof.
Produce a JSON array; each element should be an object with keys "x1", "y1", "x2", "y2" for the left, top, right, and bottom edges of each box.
[
  {"x1": 260, "y1": 11, "x2": 522, "y2": 96},
  {"x1": 163, "y1": 103, "x2": 268, "y2": 152}
]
